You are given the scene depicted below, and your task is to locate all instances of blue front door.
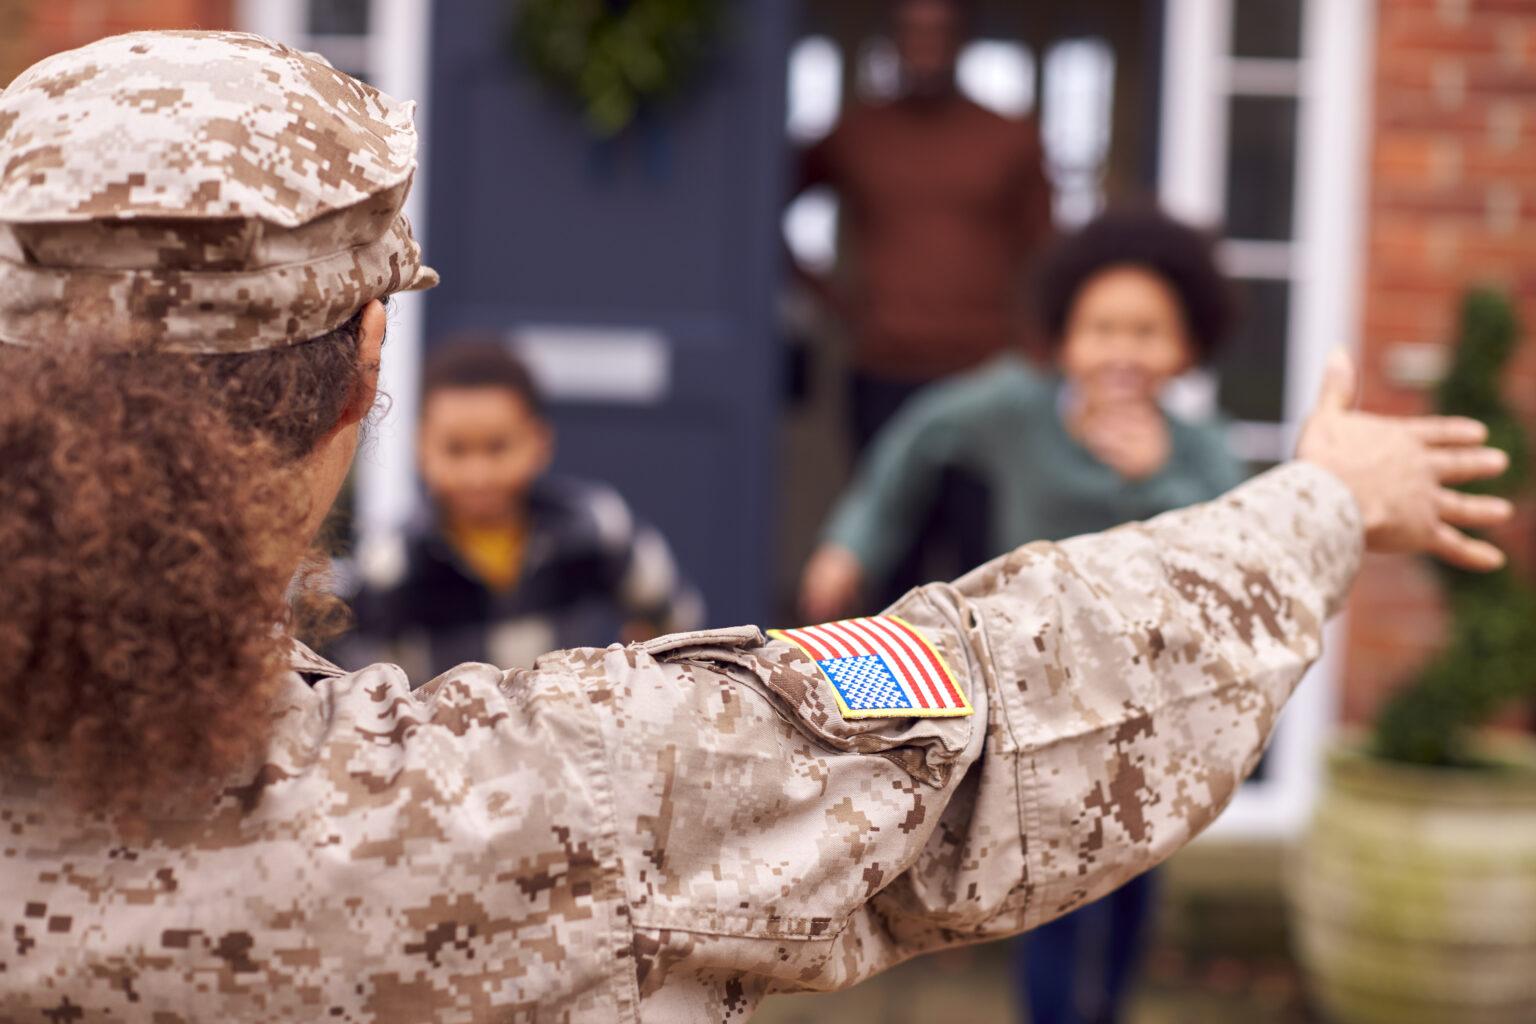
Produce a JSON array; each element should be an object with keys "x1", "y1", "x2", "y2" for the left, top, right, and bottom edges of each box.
[{"x1": 424, "y1": 0, "x2": 791, "y2": 627}]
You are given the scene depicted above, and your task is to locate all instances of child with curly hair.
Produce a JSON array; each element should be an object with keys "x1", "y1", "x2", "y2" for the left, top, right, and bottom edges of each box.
[{"x1": 800, "y1": 207, "x2": 1248, "y2": 1024}]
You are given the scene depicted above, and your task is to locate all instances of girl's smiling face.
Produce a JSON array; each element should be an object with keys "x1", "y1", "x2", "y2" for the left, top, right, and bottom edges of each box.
[{"x1": 1057, "y1": 264, "x2": 1195, "y2": 409}]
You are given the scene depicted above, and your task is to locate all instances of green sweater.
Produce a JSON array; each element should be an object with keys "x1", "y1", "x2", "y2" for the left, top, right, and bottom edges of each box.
[{"x1": 825, "y1": 356, "x2": 1248, "y2": 579}]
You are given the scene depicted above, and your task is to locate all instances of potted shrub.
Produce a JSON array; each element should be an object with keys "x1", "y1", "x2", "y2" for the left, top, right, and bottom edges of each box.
[{"x1": 1290, "y1": 288, "x2": 1536, "y2": 1024}]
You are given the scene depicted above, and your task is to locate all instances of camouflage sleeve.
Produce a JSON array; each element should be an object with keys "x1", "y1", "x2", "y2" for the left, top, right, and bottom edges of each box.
[
  {"x1": 919, "y1": 460, "x2": 1362, "y2": 936},
  {"x1": 566, "y1": 462, "x2": 1361, "y2": 1011},
  {"x1": 0, "y1": 464, "x2": 1358, "y2": 1020}
]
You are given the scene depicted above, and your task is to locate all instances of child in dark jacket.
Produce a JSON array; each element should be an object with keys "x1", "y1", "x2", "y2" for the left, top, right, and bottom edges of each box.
[{"x1": 345, "y1": 341, "x2": 702, "y2": 682}]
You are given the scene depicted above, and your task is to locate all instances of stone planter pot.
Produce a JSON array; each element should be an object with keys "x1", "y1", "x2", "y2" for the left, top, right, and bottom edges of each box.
[{"x1": 1290, "y1": 738, "x2": 1536, "y2": 1024}]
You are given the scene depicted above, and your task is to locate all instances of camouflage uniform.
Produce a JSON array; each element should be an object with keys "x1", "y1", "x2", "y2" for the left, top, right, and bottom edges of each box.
[
  {"x1": 0, "y1": 31, "x2": 1366, "y2": 1023},
  {"x1": 0, "y1": 464, "x2": 1361, "y2": 1022}
]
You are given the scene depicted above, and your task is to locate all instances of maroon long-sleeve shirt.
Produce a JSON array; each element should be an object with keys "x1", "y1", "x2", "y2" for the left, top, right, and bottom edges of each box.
[{"x1": 800, "y1": 93, "x2": 1054, "y2": 382}]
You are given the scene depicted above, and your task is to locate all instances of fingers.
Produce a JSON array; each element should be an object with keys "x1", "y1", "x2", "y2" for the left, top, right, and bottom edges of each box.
[
  {"x1": 1428, "y1": 446, "x2": 1509, "y2": 484},
  {"x1": 1314, "y1": 350, "x2": 1358, "y2": 415},
  {"x1": 1431, "y1": 522, "x2": 1506, "y2": 572},
  {"x1": 1403, "y1": 416, "x2": 1490, "y2": 447},
  {"x1": 1436, "y1": 488, "x2": 1515, "y2": 529},
  {"x1": 1426, "y1": 482, "x2": 1512, "y2": 574}
]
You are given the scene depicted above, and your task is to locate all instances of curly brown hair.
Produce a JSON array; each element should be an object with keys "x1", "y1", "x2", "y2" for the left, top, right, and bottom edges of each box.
[
  {"x1": 0, "y1": 313, "x2": 367, "y2": 816},
  {"x1": 1036, "y1": 207, "x2": 1235, "y2": 362}
]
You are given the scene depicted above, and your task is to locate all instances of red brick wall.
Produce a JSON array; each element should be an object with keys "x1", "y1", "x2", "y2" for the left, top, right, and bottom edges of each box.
[
  {"x1": 1, "y1": 0, "x2": 233, "y2": 86},
  {"x1": 1347, "y1": 0, "x2": 1536, "y2": 724}
]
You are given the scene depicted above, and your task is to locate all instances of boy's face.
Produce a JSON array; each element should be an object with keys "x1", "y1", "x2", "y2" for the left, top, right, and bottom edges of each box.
[
  {"x1": 418, "y1": 388, "x2": 552, "y2": 527},
  {"x1": 1057, "y1": 265, "x2": 1195, "y2": 409}
]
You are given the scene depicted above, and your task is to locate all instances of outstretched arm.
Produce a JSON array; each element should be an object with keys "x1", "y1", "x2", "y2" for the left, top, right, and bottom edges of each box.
[
  {"x1": 334, "y1": 360, "x2": 1505, "y2": 1019},
  {"x1": 801, "y1": 378, "x2": 1019, "y2": 620},
  {"x1": 584, "y1": 355, "x2": 1511, "y2": 1006}
]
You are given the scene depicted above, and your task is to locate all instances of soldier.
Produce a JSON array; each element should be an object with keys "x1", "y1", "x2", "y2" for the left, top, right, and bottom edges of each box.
[{"x1": 0, "y1": 31, "x2": 1514, "y2": 1024}]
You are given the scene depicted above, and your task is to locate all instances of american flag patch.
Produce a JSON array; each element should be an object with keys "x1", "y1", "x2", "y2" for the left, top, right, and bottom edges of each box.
[{"x1": 768, "y1": 615, "x2": 971, "y2": 720}]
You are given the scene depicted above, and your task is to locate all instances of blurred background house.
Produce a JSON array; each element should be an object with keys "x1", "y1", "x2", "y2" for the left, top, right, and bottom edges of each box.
[{"x1": 2, "y1": 0, "x2": 1532, "y2": 1020}]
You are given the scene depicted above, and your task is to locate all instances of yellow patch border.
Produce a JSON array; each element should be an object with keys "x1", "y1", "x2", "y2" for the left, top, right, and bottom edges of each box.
[{"x1": 768, "y1": 615, "x2": 972, "y2": 720}]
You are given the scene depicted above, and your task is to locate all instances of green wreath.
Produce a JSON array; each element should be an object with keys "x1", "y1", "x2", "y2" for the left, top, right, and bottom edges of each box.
[{"x1": 508, "y1": 0, "x2": 724, "y2": 137}]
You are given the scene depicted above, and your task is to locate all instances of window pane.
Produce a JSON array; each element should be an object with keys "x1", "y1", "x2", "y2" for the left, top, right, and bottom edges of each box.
[
  {"x1": 308, "y1": 0, "x2": 370, "y2": 36},
  {"x1": 1216, "y1": 278, "x2": 1290, "y2": 423},
  {"x1": 1042, "y1": 38, "x2": 1115, "y2": 227},
  {"x1": 1224, "y1": 95, "x2": 1298, "y2": 240},
  {"x1": 1232, "y1": 0, "x2": 1304, "y2": 60},
  {"x1": 783, "y1": 188, "x2": 839, "y2": 273},
  {"x1": 957, "y1": 40, "x2": 1035, "y2": 118},
  {"x1": 787, "y1": 36, "x2": 843, "y2": 143},
  {"x1": 856, "y1": 37, "x2": 899, "y2": 101}
]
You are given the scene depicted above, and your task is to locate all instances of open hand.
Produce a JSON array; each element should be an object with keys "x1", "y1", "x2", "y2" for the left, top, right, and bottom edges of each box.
[{"x1": 1297, "y1": 352, "x2": 1513, "y2": 571}]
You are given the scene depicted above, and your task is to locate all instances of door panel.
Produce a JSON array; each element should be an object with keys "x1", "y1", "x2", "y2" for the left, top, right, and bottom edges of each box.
[{"x1": 426, "y1": 0, "x2": 790, "y2": 627}]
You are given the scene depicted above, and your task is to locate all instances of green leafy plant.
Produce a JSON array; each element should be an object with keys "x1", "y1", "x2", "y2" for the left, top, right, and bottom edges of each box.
[
  {"x1": 1373, "y1": 288, "x2": 1536, "y2": 767},
  {"x1": 507, "y1": 0, "x2": 723, "y2": 137}
]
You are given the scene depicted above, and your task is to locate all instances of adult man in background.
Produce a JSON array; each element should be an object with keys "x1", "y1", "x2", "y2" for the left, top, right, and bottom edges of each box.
[{"x1": 792, "y1": 0, "x2": 1054, "y2": 450}]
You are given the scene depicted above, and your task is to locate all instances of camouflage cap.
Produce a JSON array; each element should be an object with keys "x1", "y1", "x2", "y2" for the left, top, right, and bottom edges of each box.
[{"x1": 0, "y1": 30, "x2": 438, "y2": 354}]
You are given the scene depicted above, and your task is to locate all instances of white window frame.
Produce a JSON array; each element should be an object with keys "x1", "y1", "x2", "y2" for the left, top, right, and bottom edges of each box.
[
  {"x1": 1159, "y1": 0, "x2": 1375, "y2": 840},
  {"x1": 237, "y1": 0, "x2": 434, "y2": 545}
]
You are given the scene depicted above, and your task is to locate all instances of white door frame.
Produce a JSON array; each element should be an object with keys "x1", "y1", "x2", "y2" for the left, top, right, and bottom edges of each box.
[
  {"x1": 237, "y1": 0, "x2": 434, "y2": 544},
  {"x1": 1159, "y1": 0, "x2": 1375, "y2": 840}
]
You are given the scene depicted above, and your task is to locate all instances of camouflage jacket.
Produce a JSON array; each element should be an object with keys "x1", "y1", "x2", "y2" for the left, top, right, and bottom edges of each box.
[{"x1": 0, "y1": 463, "x2": 1361, "y2": 1023}]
